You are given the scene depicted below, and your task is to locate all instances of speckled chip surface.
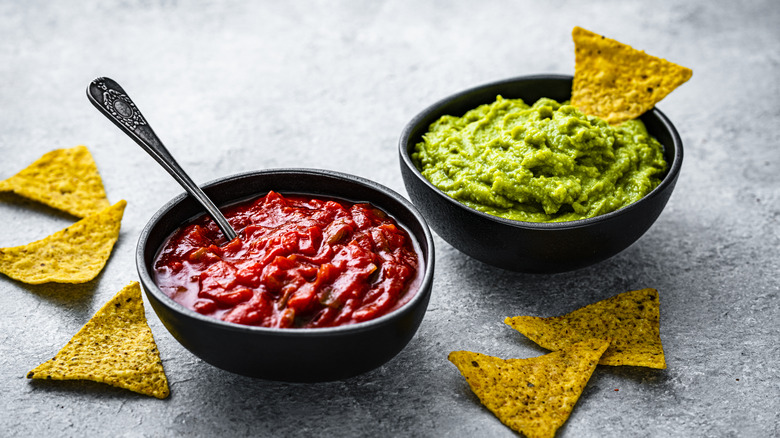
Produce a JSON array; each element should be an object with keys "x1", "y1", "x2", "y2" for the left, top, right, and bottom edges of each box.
[
  {"x1": 0, "y1": 145, "x2": 110, "y2": 218},
  {"x1": 448, "y1": 339, "x2": 609, "y2": 438},
  {"x1": 0, "y1": 200, "x2": 126, "y2": 284},
  {"x1": 570, "y1": 26, "x2": 692, "y2": 125},
  {"x1": 505, "y1": 288, "x2": 666, "y2": 369},
  {"x1": 26, "y1": 281, "x2": 170, "y2": 399}
]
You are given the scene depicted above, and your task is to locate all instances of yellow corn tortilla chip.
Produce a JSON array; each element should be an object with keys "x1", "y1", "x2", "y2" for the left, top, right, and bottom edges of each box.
[
  {"x1": 449, "y1": 339, "x2": 609, "y2": 438},
  {"x1": 570, "y1": 26, "x2": 692, "y2": 124},
  {"x1": 0, "y1": 145, "x2": 110, "y2": 218},
  {"x1": 0, "y1": 200, "x2": 126, "y2": 284},
  {"x1": 505, "y1": 288, "x2": 665, "y2": 369},
  {"x1": 27, "y1": 281, "x2": 170, "y2": 399}
]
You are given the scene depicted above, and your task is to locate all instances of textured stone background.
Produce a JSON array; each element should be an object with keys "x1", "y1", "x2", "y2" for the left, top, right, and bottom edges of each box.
[{"x1": 1, "y1": 1, "x2": 778, "y2": 437}]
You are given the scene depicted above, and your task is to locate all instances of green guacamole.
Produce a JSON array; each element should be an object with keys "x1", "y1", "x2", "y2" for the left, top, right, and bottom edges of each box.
[{"x1": 412, "y1": 96, "x2": 668, "y2": 223}]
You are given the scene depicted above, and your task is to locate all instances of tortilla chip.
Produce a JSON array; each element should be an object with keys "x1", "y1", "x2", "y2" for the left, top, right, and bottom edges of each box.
[
  {"x1": 0, "y1": 200, "x2": 126, "y2": 284},
  {"x1": 27, "y1": 282, "x2": 170, "y2": 399},
  {"x1": 449, "y1": 339, "x2": 609, "y2": 438},
  {"x1": 570, "y1": 26, "x2": 692, "y2": 124},
  {"x1": 0, "y1": 145, "x2": 110, "y2": 218},
  {"x1": 505, "y1": 288, "x2": 665, "y2": 369}
]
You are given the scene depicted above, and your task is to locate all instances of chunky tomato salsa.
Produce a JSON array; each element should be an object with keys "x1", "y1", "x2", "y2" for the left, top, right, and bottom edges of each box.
[{"x1": 153, "y1": 191, "x2": 421, "y2": 328}]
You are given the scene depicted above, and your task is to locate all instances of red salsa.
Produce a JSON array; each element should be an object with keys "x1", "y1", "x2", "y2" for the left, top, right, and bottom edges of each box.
[{"x1": 153, "y1": 191, "x2": 421, "y2": 328}]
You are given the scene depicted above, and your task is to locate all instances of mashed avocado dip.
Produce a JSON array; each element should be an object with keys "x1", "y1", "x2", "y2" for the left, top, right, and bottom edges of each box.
[{"x1": 412, "y1": 96, "x2": 667, "y2": 223}]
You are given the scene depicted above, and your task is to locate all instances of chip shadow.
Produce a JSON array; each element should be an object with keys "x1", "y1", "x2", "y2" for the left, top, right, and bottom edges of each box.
[
  {"x1": 0, "y1": 191, "x2": 80, "y2": 222},
  {"x1": 591, "y1": 363, "x2": 667, "y2": 386},
  {"x1": 26, "y1": 378, "x2": 164, "y2": 401},
  {"x1": 11, "y1": 275, "x2": 102, "y2": 308}
]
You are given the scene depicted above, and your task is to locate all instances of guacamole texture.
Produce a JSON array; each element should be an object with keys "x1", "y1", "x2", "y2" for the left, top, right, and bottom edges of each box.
[{"x1": 412, "y1": 97, "x2": 668, "y2": 222}]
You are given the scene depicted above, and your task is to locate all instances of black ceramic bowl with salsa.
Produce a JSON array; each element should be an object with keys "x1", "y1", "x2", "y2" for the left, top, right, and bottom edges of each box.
[
  {"x1": 398, "y1": 75, "x2": 683, "y2": 273},
  {"x1": 137, "y1": 169, "x2": 435, "y2": 381}
]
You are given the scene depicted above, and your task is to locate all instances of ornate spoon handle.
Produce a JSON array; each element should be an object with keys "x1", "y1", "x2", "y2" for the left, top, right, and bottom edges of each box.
[{"x1": 87, "y1": 77, "x2": 237, "y2": 241}]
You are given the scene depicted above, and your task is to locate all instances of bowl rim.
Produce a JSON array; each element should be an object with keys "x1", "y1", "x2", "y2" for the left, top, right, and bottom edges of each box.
[
  {"x1": 399, "y1": 73, "x2": 684, "y2": 230},
  {"x1": 136, "y1": 167, "x2": 435, "y2": 338}
]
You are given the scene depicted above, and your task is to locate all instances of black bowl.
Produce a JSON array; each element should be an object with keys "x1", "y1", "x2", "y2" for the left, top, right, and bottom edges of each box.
[
  {"x1": 136, "y1": 169, "x2": 435, "y2": 381},
  {"x1": 399, "y1": 75, "x2": 683, "y2": 273}
]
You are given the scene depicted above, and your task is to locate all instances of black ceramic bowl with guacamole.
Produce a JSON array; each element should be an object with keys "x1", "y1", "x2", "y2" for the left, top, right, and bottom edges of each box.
[{"x1": 398, "y1": 75, "x2": 682, "y2": 273}]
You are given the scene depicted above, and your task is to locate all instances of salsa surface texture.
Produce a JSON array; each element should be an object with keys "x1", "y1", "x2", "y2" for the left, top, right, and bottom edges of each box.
[
  {"x1": 153, "y1": 191, "x2": 420, "y2": 328},
  {"x1": 412, "y1": 96, "x2": 668, "y2": 222}
]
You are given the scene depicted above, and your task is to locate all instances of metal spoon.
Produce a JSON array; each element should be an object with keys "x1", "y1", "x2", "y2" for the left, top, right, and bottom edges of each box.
[{"x1": 87, "y1": 77, "x2": 237, "y2": 241}]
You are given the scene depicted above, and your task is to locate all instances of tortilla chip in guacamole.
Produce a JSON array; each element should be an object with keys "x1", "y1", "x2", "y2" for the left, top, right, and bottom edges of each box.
[{"x1": 571, "y1": 26, "x2": 692, "y2": 124}]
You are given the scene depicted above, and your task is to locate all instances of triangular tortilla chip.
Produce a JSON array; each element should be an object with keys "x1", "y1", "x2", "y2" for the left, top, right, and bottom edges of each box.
[
  {"x1": 571, "y1": 26, "x2": 692, "y2": 124},
  {"x1": 0, "y1": 145, "x2": 110, "y2": 218},
  {"x1": 448, "y1": 339, "x2": 609, "y2": 438},
  {"x1": 27, "y1": 282, "x2": 170, "y2": 399},
  {"x1": 505, "y1": 288, "x2": 665, "y2": 369},
  {"x1": 0, "y1": 200, "x2": 126, "y2": 284}
]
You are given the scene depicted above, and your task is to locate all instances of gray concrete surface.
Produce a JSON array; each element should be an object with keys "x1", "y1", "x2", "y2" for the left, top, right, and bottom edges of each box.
[{"x1": 1, "y1": 1, "x2": 778, "y2": 437}]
